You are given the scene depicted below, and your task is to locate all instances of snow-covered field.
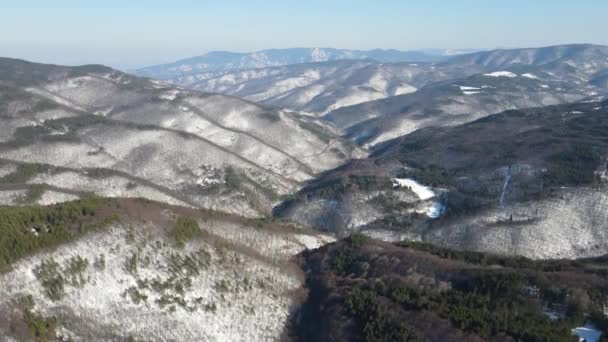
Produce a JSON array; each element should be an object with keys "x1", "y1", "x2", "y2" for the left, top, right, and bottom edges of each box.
[
  {"x1": 393, "y1": 178, "x2": 445, "y2": 219},
  {"x1": 483, "y1": 71, "x2": 518, "y2": 78}
]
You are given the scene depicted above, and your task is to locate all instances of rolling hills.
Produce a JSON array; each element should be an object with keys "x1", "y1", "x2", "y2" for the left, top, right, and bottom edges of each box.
[
  {"x1": 139, "y1": 45, "x2": 608, "y2": 149},
  {"x1": 0, "y1": 57, "x2": 364, "y2": 217},
  {"x1": 326, "y1": 44, "x2": 608, "y2": 146}
]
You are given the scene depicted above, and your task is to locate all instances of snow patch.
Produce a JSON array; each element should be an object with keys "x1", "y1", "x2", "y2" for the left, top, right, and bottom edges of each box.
[
  {"x1": 522, "y1": 73, "x2": 539, "y2": 79},
  {"x1": 159, "y1": 89, "x2": 180, "y2": 101},
  {"x1": 37, "y1": 191, "x2": 79, "y2": 206},
  {"x1": 393, "y1": 179, "x2": 435, "y2": 200},
  {"x1": 483, "y1": 71, "x2": 517, "y2": 78},
  {"x1": 425, "y1": 202, "x2": 445, "y2": 219},
  {"x1": 0, "y1": 163, "x2": 17, "y2": 178},
  {"x1": 458, "y1": 86, "x2": 481, "y2": 91},
  {"x1": 572, "y1": 323, "x2": 602, "y2": 342},
  {"x1": 392, "y1": 178, "x2": 445, "y2": 219}
]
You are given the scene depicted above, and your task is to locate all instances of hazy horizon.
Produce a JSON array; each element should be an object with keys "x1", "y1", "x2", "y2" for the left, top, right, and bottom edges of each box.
[{"x1": 2, "y1": 0, "x2": 607, "y2": 69}]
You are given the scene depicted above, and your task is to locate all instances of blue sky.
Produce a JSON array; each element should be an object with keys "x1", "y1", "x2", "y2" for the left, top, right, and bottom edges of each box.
[{"x1": 1, "y1": 0, "x2": 607, "y2": 69}]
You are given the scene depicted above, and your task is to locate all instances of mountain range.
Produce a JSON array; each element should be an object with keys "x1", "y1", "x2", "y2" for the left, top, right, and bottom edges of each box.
[
  {"x1": 133, "y1": 47, "x2": 476, "y2": 80},
  {"x1": 0, "y1": 57, "x2": 363, "y2": 217},
  {"x1": 137, "y1": 44, "x2": 608, "y2": 149},
  {"x1": 1, "y1": 43, "x2": 608, "y2": 341}
]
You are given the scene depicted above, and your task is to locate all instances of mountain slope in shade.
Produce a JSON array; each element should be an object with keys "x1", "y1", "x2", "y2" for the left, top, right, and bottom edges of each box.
[
  {"x1": 0, "y1": 58, "x2": 364, "y2": 216},
  {"x1": 293, "y1": 235, "x2": 608, "y2": 341}
]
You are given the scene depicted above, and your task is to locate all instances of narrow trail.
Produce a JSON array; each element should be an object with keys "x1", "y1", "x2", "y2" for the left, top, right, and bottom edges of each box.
[{"x1": 499, "y1": 166, "x2": 511, "y2": 207}]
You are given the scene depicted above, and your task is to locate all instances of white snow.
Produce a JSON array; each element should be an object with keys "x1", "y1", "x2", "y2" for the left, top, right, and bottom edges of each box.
[
  {"x1": 0, "y1": 163, "x2": 17, "y2": 178},
  {"x1": 483, "y1": 71, "x2": 517, "y2": 78},
  {"x1": 458, "y1": 86, "x2": 481, "y2": 91},
  {"x1": 393, "y1": 84, "x2": 417, "y2": 96},
  {"x1": 159, "y1": 89, "x2": 180, "y2": 101},
  {"x1": 29, "y1": 172, "x2": 191, "y2": 208},
  {"x1": 393, "y1": 178, "x2": 435, "y2": 200},
  {"x1": 0, "y1": 190, "x2": 27, "y2": 205},
  {"x1": 393, "y1": 178, "x2": 445, "y2": 219},
  {"x1": 522, "y1": 73, "x2": 539, "y2": 79},
  {"x1": 37, "y1": 191, "x2": 79, "y2": 206},
  {"x1": 425, "y1": 202, "x2": 445, "y2": 219},
  {"x1": 572, "y1": 323, "x2": 602, "y2": 342},
  {"x1": 544, "y1": 309, "x2": 562, "y2": 321},
  {"x1": 540, "y1": 84, "x2": 550, "y2": 88},
  {"x1": 463, "y1": 91, "x2": 482, "y2": 95},
  {"x1": 25, "y1": 88, "x2": 88, "y2": 112}
]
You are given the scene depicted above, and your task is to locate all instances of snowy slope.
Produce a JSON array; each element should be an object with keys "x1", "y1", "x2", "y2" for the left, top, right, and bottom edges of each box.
[
  {"x1": 327, "y1": 67, "x2": 605, "y2": 146},
  {"x1": 0, "y1": 199, "x2": 334, "y2": 341},
  {"x1": 0, "y1": 58, "x2": 365, "y2": 216}
]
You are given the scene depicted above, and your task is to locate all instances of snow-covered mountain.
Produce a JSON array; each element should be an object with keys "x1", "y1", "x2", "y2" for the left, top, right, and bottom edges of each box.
[
  {"x1": 0, "y1": 58, "x2": 364, "y2": 216},
  {"x1": 133, "y1": 48, "x2": 451, "y2": 80},
  {"x1": 445, "y1": 44, "x2": 608, "y2": 72},
  {"x1": 325, "y1": 44, "x2": 608, "y2": 146},
  {"x1": 326, "y1": 68, "x2": 604, "y2": 146},
  {"x1": 139, "y1": 44, "x2": 608, "y2": 124},
  {"x1": 162, "y1": 60, "x2": 459, "y2": 115}
]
